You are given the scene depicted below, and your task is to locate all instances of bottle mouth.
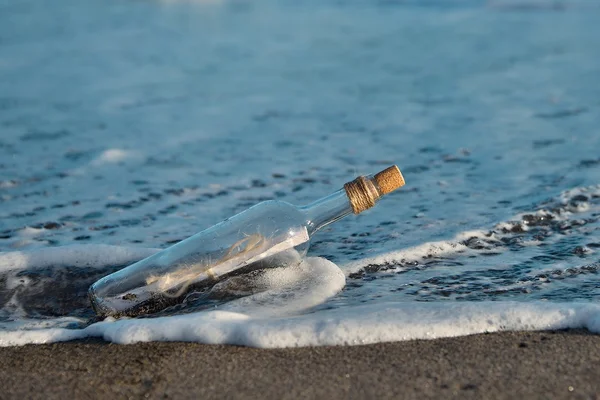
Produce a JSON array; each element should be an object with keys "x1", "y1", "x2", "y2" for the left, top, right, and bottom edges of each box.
[
  {"x1": 343, "y1": 165, "x2": 405, "y2": 214},
  {"x1": 88, "y1": 285, "x2": 111, "y2": 318}
]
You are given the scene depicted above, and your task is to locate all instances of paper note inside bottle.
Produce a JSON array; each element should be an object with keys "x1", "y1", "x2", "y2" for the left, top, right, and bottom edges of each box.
[{"x1": 103, "y1": 227, "x2": 310, "y2": 313}]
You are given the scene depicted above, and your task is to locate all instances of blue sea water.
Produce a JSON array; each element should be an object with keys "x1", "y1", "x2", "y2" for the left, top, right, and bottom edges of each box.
[{"x1": 0, "y1": 0, "x2": 599, "y2": 346}]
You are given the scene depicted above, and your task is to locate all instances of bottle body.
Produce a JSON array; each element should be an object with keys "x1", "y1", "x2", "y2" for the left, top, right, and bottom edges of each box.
[
  {"x1": 89, "y1": 166, "x2": 404, "y2": 318},
  {"x1": 90, "y1": 200, "x2": 314, "y2": 317}
]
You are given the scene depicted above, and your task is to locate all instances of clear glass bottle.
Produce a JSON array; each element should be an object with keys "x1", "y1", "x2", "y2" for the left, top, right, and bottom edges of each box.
[{"x1": 89, "y1": 166, "x2": 404, "y2": 317}]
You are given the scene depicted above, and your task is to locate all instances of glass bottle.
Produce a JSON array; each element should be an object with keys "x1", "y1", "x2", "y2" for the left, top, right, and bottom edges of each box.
[{"x1": 89, "y1": 165, "x2": 405, "y2": 317}]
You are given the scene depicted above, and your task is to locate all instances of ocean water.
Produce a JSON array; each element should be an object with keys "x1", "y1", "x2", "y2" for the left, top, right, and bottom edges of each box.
[{"x1": 1, "y1": 0, "x2": 600, "y2": 347}]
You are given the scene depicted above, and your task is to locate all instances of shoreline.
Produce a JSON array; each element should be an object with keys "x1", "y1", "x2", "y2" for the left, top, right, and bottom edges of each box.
[{"x1": 1, "y1": 330, "x2": 599, "y2": 399}]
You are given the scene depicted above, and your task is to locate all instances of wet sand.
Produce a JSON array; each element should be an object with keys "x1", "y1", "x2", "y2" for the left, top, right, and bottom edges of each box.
[{"x1": 1, "y1": 330, "x2": 599, "y2": 399}]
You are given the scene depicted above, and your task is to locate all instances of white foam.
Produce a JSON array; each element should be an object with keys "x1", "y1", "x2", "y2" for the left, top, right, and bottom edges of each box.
[
  {"x1": 1, "y1": 184, "x2": 599, "y2": 347},
  {"x1": 344, "y1": 237, "x2": 472, "y2": 275},
  {"x1": 1, "y1": 251, "x2": 598, "y2": 348},
  {"x1": 0, "y1": 256, "x2": 348, "y2": 346},
  {"x1": 0, "y1": 245, "x2": 158, "y2": 272},
  {"x1": 343, "y1": 186, "x2": 600, "y2": 276},
  {"x1": 1, "y1": 299, "x2": 599, "y2": 348},
  {"x1": 0, "y1": 180, "x2": 18, "y2": 189},
  {"x1": 91, "y1": 149, "x2": 133, "y2": 165},
  {"x1": 17, "y1": 227, "x2": 46, "y2": 237},
  {"x1": 220, "y1": 256, "x2": 346, "y2": 318}
]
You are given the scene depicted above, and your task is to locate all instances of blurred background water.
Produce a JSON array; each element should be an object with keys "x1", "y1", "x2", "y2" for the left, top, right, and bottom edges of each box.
[{"x1": 0, "y1": 0, "x2": 599, "y2": 332}]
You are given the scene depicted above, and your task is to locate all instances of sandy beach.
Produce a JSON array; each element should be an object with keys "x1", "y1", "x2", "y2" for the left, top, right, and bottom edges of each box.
[{"x1": 0, "y1": 330, "x2": 598, "y2": 399}]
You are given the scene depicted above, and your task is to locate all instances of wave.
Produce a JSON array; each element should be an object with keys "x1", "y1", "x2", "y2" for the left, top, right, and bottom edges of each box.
[
  {"x1": 1, "y1": 300, "x2": 599, "y2": 348},
  {"x1": 0, "y1": 185, "x2": 599, "y2": 347},
  {"x1": 0, "y1": 244, "x2": 158, "y2": 272}
]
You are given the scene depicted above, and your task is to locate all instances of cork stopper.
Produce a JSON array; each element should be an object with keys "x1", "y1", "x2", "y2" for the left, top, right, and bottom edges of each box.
[
  {"x1": 374, "y1": 165, "x2": 405, "y2": 195},
  {"x1": 343, "y1": 165, "x2": 405, "y2": 214}
]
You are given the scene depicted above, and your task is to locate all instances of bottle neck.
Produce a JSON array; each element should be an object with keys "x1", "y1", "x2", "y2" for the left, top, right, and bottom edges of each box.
[{"x1": 300, "y1": 189, "x2": 354, "y2": 235}]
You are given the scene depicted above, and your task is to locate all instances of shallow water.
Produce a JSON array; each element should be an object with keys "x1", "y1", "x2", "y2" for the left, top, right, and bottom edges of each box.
[{"x1": 0, "y1": 0, "x2": 599, "y2": 346}]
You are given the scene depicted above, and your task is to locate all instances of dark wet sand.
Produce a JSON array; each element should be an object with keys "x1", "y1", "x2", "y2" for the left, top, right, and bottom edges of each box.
[{"x1": 1, "y1": 330, "x2": 599, "y2": 399}]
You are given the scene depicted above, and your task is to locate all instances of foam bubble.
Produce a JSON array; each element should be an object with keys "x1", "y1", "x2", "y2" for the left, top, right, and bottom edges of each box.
[
  {"x1": 0, "y1": 256, "x2": 347, "y2": 346},
  {"x1": 0, "y1": 245, "x2": 158, "y2": 272},
  {"x1": 1, "y1": 300, "x2": 599, "y2": 348},
  {"x1": 344, "y1": 237, "x2": 472, "y2": 275},
  {"x1": 344, "y1": 185, "x2": 600, "y2": 277},
  {"x1": 1, "y1": 250, "x2": 598, "y2": 348},
  {"x1": 220, "y1": 256, "x2": 346, "y2": 318},
  {"x1": 1, "y1": 185, "x2": 599, "y2": 347},
  {"x1": 92, "y1": 149, "x2": 131, "y2": 164}
]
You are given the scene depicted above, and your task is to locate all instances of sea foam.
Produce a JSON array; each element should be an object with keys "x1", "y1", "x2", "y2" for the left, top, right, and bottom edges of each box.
[
  {"x1": 0, "y1": 243, "x2": 599, "y2": 348},
  {"x1": 1, "y1": 296, "x2": 599, "y2": 348},
  {"x1": 1, "y1": 188, "x2": 600, "y2": 348},
  {"x1": 0, "y1": 245, "x2": 158, "y2": 272}
]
